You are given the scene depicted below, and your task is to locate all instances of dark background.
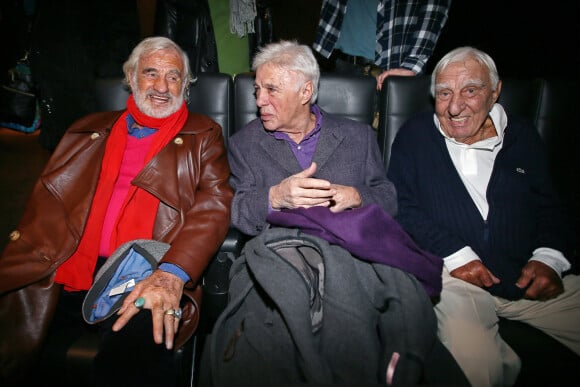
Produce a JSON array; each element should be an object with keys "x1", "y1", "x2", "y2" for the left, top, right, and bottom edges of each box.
[
  {"x1": 1, "y1": 1, "x2": 578, "y2": 78},
  {"x1": 265, "y1": 0, "x2": 579, "y2": 78},
  {"x1": 427, "y1": 1, "x2": 580, "y2": 78},
  {"x1": 0, "y1": 0, "x2": 577, "y2": 149}
]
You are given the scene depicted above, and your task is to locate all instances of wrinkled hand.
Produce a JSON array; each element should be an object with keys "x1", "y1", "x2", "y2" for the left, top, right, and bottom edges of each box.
[
  {"x1": 376, "y1": 68, "x2": 416, "y2": 90},
  {"x1": 450, "y1": 260, "x2": 501, "y2": 288},
  {"x1": 270, "y1": 162, "x2": 336, "y2": 209},
  {"x1": 327, "y1": 183, "x2": 361, "y2": 212},
  {"x1": 113, "y1": 270, "x2": 184, "y2": 350},
  {"x1": 516, "y1": 261, "x2": 563, "y2": 301}
]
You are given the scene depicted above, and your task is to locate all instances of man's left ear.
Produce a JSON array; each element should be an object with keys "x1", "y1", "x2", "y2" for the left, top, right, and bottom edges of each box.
[
  {"x1": 493, "y1": 79, "x2": 502, "y2": 103},
  {"x1": 301, "y1": 80, "x2": 313, "y2": 103},
  {"x1": 126, "y1": 72, "x2": 136, "y2": 92}
]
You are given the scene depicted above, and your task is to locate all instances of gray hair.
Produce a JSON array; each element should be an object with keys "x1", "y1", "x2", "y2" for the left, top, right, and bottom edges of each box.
[
  {"x1": 252, "y1": 40, "x2": 320, "y2": 103},
  {"x1": 430, "y1": 46, "x2": 500, "y2": 97},
  {"x1": 122, "y1": 36, "x2": 194, "y2": 97}
]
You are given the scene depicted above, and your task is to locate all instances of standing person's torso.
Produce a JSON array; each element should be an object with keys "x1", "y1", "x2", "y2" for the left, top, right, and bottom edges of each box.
[{"x1": 335, "y1": 0, "x2": 378, "y2": 60}]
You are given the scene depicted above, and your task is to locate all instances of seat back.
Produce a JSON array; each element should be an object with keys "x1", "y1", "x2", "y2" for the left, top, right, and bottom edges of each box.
[
  {"x1": 187, "y1": 73, "x2": 234, "y2": 146},
  {"x1": 496, "y1": 78, "x2": 543, "y2": 125},
  {"x1": 84, "y1": 73, "x2": 235, "y2": 387},
  {"x1": 377, "y1": 75, "x2": 549, "y2": 171},
  {"x1": 377, "y1": 76, "x2": 432, "y2": 170},
  {"x1": 316, "y1": 73, "x2": 377, "y2": 125},
  {"x1": 94, "y1": 73, "x2": 234, "y2": 146},
  {"x1": 232, "y1": 72, "x2": 377, "y2": 133},
  {"x1": 536, "y1": 78, "x2": 580, "y2": 241},
  {"x1": 232, "y1": 73, "x2": 257, "y2": 132},
  {"x1": 377, "y1": 74, "x2": 579, "y2": 261},
  {"x1": 94, "y1": 78, "x2": 131, "y2": 112}
]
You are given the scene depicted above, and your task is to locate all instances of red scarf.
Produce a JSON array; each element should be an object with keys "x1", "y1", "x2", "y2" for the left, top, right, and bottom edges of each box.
[{"x1": 55, "y1": 95, "x2": 188, "y2": 291}]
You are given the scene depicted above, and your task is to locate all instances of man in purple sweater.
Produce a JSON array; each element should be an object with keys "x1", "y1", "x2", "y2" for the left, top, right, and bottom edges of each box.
[
  {"x1": 228, "y1": 40, "x2": 397, "y2": 236},
  {"x1": 226, "y1": 39, "x2": 469, "y2": 386},
  {"x1": 387, "y1": 46, "x2": 580, "y2": 386}
]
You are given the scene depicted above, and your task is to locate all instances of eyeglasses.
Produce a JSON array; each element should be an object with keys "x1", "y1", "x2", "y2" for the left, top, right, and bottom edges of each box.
[{"x1": 435, "y1": 84, "x2": 487, "y2": 101}]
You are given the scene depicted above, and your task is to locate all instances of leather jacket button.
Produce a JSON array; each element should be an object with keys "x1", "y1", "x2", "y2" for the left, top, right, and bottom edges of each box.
[
  {"x1": 90, "y1": 132, "x2": 100, "y2": 140},
  {"x1": 9, "y1": 230, "x2": 21, "y2": 241},
  {"x1": 174, "y1": 137, "x2": 183, "y2": 145}
]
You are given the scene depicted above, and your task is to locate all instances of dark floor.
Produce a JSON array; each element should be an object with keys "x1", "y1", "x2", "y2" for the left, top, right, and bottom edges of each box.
[{"x1": 0, "y1": 127, "x2": 51, "y2": 253}]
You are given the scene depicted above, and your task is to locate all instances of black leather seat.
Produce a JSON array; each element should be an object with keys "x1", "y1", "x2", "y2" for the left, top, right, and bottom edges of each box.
[
  {"x1": 316, "y1": 72, "x2": 377, "y2": 125},
  {"x1": 93, "y1": 78, "x2": 131, "y2": 112},
  {"x1": 210, "y1": 71, "x2": 380, "y2": 322},
  {"x1": 536, "y1": 78, "x2": 580, "y2": 242},
  {"x1": 232, "y1": 72, "x2": 377, "y2": 132},
  {"x1": 94, "y1": 73, "x2": 234, "y2": 143},
  {"x1": 200, "y1": 72, "x2": 379, "y2": 331},
  {"x1": 200, "y1": 70, "x2": 380, "y2": 346},
  {"x1": 186, "y1": 73, "x2": 234, "y2": 146},
  {"x1": 377, "y1": 75, "x2": 432, "y2": 170},
  {"x1": 64, "y1": 72, "x2": 238, "y2": 387},
  {"x1": 214, "y1": 72, "x2": 378, "y2": 331},
  {"x1": 232, "y1": 73, "x2": 257, "y2": 132},
  {"x1": 376, "y1": 75, "x2": 579, "y2": 385},
  {"x1": 377, "y1": 75, "x2": 579, "y2": 254},
  {"x1": 376, "y1": 76, "x2": 550, "y2": 169}
]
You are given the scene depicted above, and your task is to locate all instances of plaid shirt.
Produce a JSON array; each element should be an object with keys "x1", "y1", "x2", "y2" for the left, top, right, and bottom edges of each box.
[{"x1": 313, "y1": 0, "x2": 451, "y2": 74}]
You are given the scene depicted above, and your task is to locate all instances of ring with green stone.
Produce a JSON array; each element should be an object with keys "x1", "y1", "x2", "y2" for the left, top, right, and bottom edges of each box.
[{"x1": 134, "y1": 297, "x2": 145, "y2": 309}]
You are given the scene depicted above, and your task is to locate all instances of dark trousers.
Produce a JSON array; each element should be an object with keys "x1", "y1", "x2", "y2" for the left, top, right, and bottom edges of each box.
[
  {"x1": 423, "y1": 337, "x2": 471, "y2": 386},
  {"x1": 334, "y1": 57, "x2": 382, "y2": 78},
  {"x1": 34, "y1": 259, "x2": 178, "y2": 387},
  {"x1": 95, "y1": 310, "x2": 179, "y2": 387},
  {"x1": 330, "y1": 51, "x2": 382, "y2": 129},
  {"x1": 35, "y1": 289, "x2": 97, "y2": 387}
]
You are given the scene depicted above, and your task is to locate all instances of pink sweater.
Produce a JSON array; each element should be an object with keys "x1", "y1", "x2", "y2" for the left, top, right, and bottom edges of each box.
[{"x1": 99, "y1": 134, "x2": 155, "y2": 256}]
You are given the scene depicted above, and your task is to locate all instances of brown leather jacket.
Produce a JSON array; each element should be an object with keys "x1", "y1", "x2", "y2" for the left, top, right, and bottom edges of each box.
[{"x1": 0, "y1": 110, "x2": 233, "y2": 293}]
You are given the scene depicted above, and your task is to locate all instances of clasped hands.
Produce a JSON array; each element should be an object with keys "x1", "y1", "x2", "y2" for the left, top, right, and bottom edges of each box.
[
  {"x1": 269, "y1": 162, "x2": 361, "y2": 212},
  {"x1": 451, "y1": 260, "x2": 564, "y2": 301}
]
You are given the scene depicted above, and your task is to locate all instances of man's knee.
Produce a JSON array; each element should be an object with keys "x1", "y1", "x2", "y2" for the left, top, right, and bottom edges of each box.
[{"x1": 438, "y1": 318, "x2": 521, "y2": 386}]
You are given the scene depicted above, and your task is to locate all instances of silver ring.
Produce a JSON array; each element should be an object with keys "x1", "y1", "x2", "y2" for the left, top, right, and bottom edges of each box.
[{"x1": 164, "y1": 308, "x2": 182, "y2": 319}]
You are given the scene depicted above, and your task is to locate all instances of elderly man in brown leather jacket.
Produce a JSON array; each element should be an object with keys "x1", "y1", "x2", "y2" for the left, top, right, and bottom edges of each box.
[{"x1": 0, "y1": 36, "x2": 232, "y2": 387}]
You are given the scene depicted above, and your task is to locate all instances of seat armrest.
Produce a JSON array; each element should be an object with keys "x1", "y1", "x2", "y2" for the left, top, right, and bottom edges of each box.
[
  {"x1": 201, "y1": 227, "x2": 249, "y2": 329},
  {"x1": 218, "y1": 226, "x2": 248, "y2": 255}
]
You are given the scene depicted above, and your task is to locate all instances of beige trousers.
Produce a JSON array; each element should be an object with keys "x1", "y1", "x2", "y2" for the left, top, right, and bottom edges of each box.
[{"x1": 434, "y1": 268, "x2": 580, "y2": 387}]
